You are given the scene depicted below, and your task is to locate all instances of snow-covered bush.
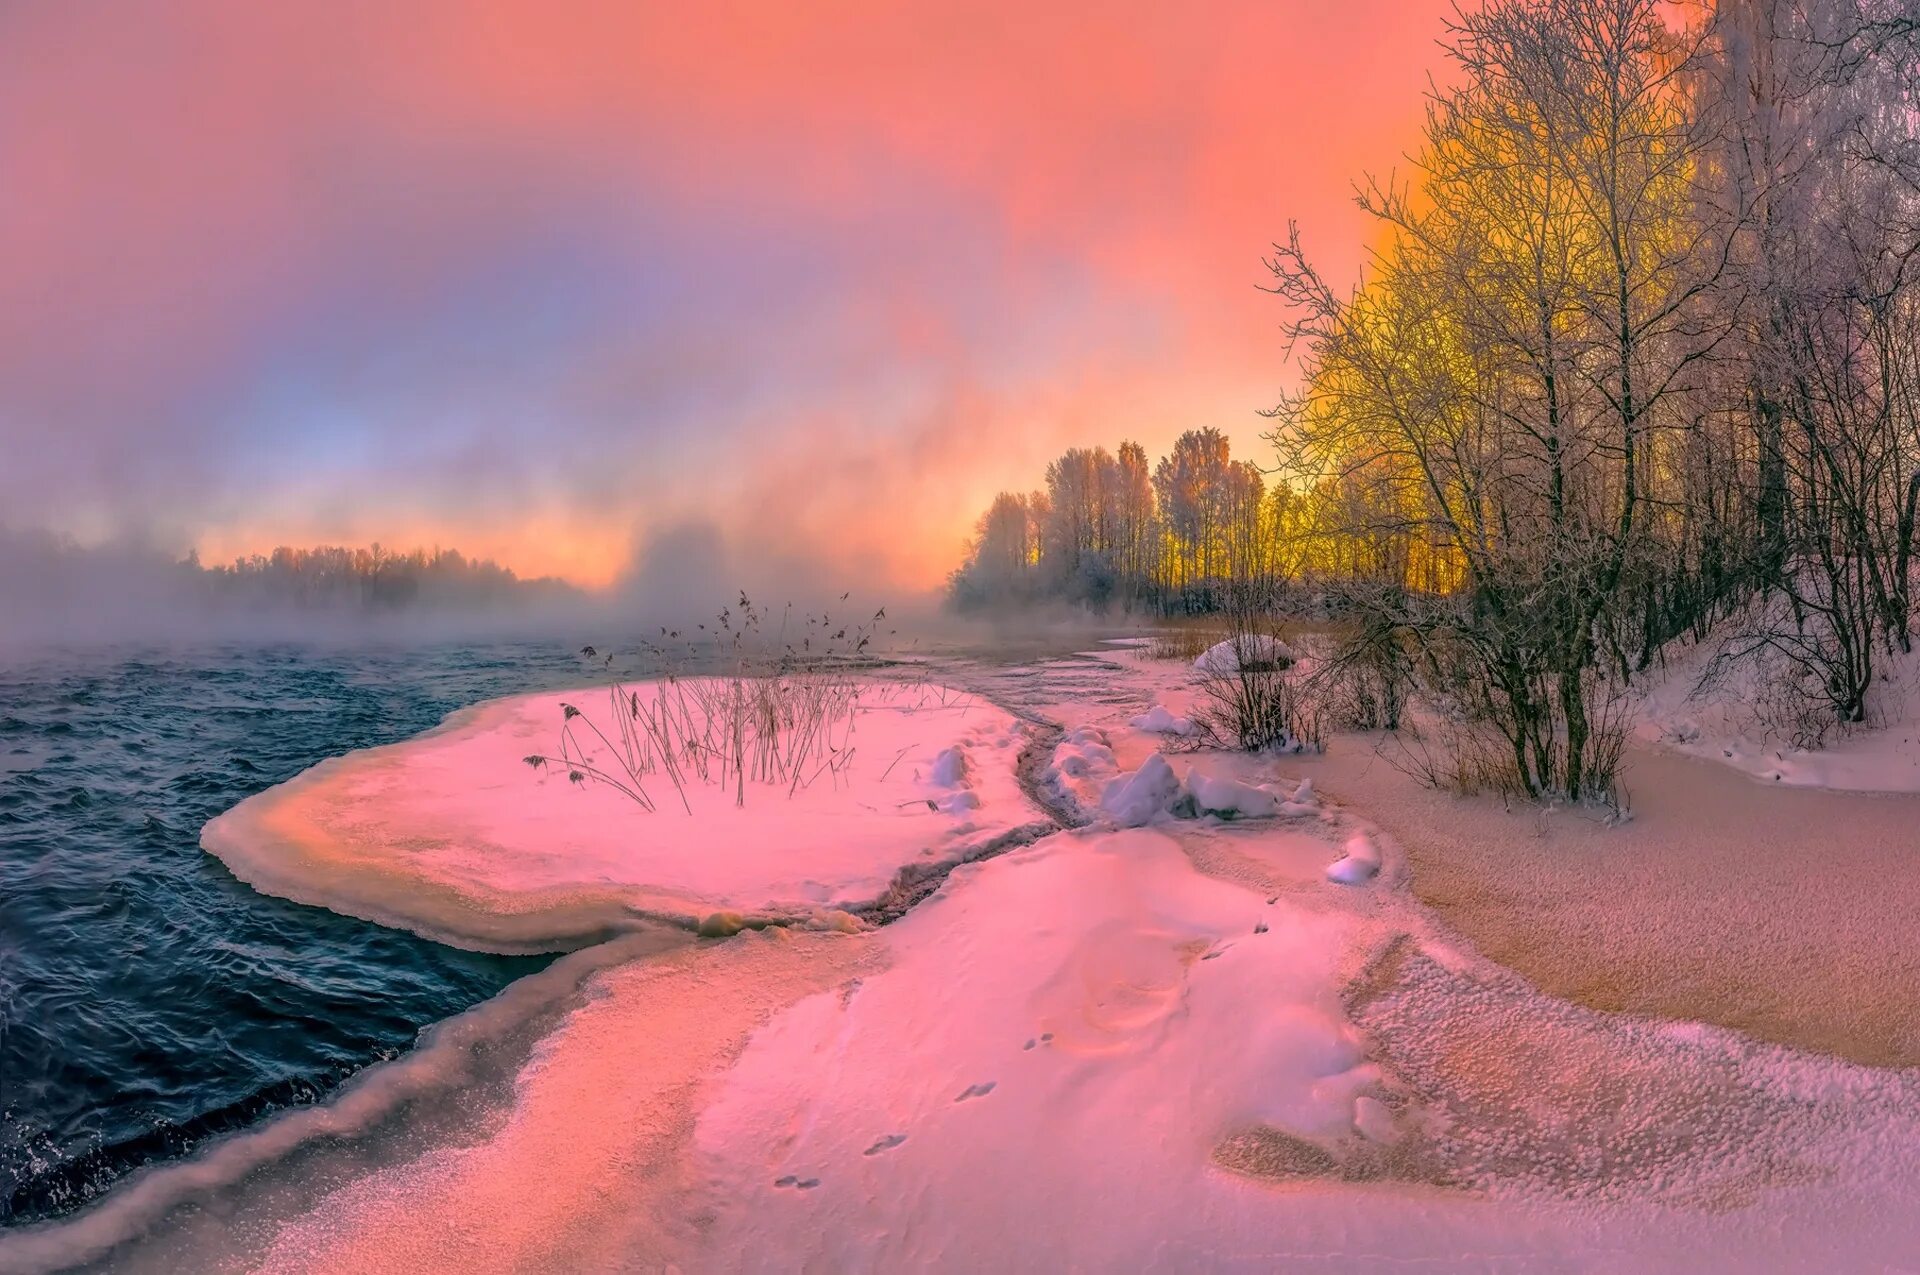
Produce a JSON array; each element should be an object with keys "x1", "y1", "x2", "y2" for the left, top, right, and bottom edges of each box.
[
  {"x1": 1189, "y1": 622, "x2": 1319, "y2": 753},
  {"x1": 1193, "y1": 634, "x2": 1296, "y2": 677}
]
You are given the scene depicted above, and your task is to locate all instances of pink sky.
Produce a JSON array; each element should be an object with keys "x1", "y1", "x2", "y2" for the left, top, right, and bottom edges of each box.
[{"x1": 1, "y1": 0, "x2": 1455, "y2": 588}]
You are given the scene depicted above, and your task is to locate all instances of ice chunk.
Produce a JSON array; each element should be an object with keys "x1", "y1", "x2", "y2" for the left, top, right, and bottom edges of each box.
[{"x1": 1187, "y1": 772, "x2": 1281, "y2": 819}]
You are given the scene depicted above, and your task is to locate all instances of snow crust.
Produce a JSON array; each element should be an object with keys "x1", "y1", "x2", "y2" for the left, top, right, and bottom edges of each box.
[
  {"x1": 200, "y1": 680, "x2": 1048, "y2": 950},
  {"x1": 681, "y1": 807, "x2": 1920, "y2": 1272},
  {"x1": 690, "y1": 826, "x2": 1395, "y2": 1271}
]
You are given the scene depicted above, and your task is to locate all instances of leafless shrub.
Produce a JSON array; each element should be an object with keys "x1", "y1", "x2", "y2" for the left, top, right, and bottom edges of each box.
[
  {"x1": 1308, "y1": 614, "x2": 1412, "y2": 731},
  {"x1": 1385, "y1": 718, "x2": 1531, "y2": 800},
  {"x1": 1371, "y1": 619, "x2": 1636, "y2": 808},
  {"x1": 1188, "y1": 607, "x2": 1320, "y2": 752},
  {"x1": 1751, "y1": 661, "x2": 1842, "y2": 752},
  {"x1": 1385, "y1": 672, "x2": 1633, "y2": 813}
]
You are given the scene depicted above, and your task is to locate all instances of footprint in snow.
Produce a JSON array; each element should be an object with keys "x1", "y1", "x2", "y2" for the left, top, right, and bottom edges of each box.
[
  {"x1": 1022, "y1": 1031, "x2": 1056, "y2": 1051},
  {"x1": 774, "y1": 1174, "x2": 822, "y2": 1190},
  {"x1": 864, "y1": 1134, "x2": 908, "y2": 1156},
  {"x1": 1254, "y1": 921, "x2": 1269, "y2": 934},
  {"x1": 955, "y1": 1081, "x2": 997, "y2": 1102}
]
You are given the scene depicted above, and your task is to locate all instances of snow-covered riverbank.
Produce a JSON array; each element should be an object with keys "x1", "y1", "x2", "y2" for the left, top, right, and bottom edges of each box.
[
  {"x1": 11, "y1": 645, "x2": 1920, "y2": 1274},
  {"x1": 200, "y1": 680, "x2": 1051, "y2": 952}
]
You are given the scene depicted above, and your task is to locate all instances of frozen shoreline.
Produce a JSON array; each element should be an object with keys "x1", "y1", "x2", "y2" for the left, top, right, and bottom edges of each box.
[
  {"x1": 15, "y1": 651, "x2": 1920, "y2": 1273},
  {"x1": 201, "y1": 679, "x2": 1051, "y2": 952},
  {"x1": 1298, "y1": 735, "x2": 1920, "y2": 1068}
]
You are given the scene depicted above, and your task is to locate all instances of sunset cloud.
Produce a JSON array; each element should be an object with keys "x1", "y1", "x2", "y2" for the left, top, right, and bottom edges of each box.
[{"x1": 0, "y1": 0, "x2": 1453, "y2": 588}]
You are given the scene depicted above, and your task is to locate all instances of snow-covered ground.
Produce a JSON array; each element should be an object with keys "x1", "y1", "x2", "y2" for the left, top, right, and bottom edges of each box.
[
  {"x1": 14, "y1": 646, "x2": 1920, "y2": 1273},
  {"x1": 200, "y1": 679, "x2": 1050, "y2": 951},
  {"x1": 1637, "y1": 633, "x2": 1920, "y2": 792}
]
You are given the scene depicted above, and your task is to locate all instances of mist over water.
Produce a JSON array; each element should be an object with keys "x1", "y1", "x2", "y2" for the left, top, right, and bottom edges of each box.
[{"x1": 0, "y1": 521, "x2": 974, "y2": 656}]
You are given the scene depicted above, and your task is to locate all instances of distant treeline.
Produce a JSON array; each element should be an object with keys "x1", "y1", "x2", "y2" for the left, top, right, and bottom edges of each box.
[
  {"x1": 947, "y1": 429, "x2": 1297, "y2": 615},
  {"x1": 0, "y1": 530, "x2": 584, "y2": 643},
  {"x1": 186, "y1": 544, "x2": 579, "y2": 613}
]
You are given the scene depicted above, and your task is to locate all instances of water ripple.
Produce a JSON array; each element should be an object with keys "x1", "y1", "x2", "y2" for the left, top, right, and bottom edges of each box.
[{"x1": 0, "y1": 640, "x2": 581, "y2": 1225}]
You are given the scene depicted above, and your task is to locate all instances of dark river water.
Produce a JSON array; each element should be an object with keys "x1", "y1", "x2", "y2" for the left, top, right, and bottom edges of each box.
[
  {"x1": 0, "y1": 640, "x2": 596, "y2": 1225},
  {"x1": 0, "y1": 627, "x2": 1141, "y2": 1242}
]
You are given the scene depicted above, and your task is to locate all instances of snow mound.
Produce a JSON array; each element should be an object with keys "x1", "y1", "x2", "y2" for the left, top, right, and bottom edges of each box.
[
  {"x1": 1194, "y1": 635, "x2": 1296, "y2": 676},
  {"x1": 1187, "y1": 772, "x2": 1283, "y2": 819},
  {"x1": 1324, "y1": 832, "x2": 1381, "y2": 885},
  {"x1": 1094, "y1": 754, "x2": 1321, "y2": 828},
  {"x1": 1040, "y1": 728, "x2": 1120, "y2": 823},
  {"x1": 1099, "y1": 753, "x2": 1184, "y2": 827},
  {"x1": 200, "y1": 681, "x2": 1047, "y2": 951},
  {"x1": 1129, "y1": 704, "x2": 1196, "y2": 736},
  {"x1": 929, "y1": 745, "x2": 971, "y2": 788}
]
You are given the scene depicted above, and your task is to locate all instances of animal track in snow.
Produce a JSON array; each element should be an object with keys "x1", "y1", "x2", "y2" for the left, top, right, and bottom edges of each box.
[
  {"x1": 863, "y1": 1134, "x2": 908, "y2": 1155},
  {"x1": 955, "y1": 1081, "x2": 997, "y2": 1102}
]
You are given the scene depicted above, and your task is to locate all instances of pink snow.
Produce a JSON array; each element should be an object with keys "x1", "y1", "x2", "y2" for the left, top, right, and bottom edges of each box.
[
  {"x1": 32, "y1": 643, "x2": 1920, "y2": 1274},
  {"x1": 201, "y1": 680, "x2": 1047, "y2": 950}
]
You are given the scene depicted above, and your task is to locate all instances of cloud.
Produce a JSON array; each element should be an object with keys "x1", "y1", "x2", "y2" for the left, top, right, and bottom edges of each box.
[{"x1": 0, "y1": 0, "x2": 1453, "y2": 590}]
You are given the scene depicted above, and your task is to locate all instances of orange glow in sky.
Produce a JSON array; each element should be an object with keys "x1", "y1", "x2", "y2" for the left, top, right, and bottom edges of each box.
[{"x1": 0, "y1": 0, "x2": 1457, "y2": 590}]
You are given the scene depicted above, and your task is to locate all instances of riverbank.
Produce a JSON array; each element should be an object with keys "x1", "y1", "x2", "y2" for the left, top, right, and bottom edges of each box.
[
  {"x1": 1299, "y1": 739, "x2": 1920, "y2": 1068},
  {"x1": 12, "y1": 646, "x2": 1920, "y2": 1273}
]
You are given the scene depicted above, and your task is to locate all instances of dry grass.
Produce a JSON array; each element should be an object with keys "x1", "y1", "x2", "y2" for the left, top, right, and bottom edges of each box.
[
  {"x1": 1140, "y1": 618, "x2": 1227, "y2": 662},
  {"x1": 524, "y1": 593, "x2": 891, "y2": 812}
]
